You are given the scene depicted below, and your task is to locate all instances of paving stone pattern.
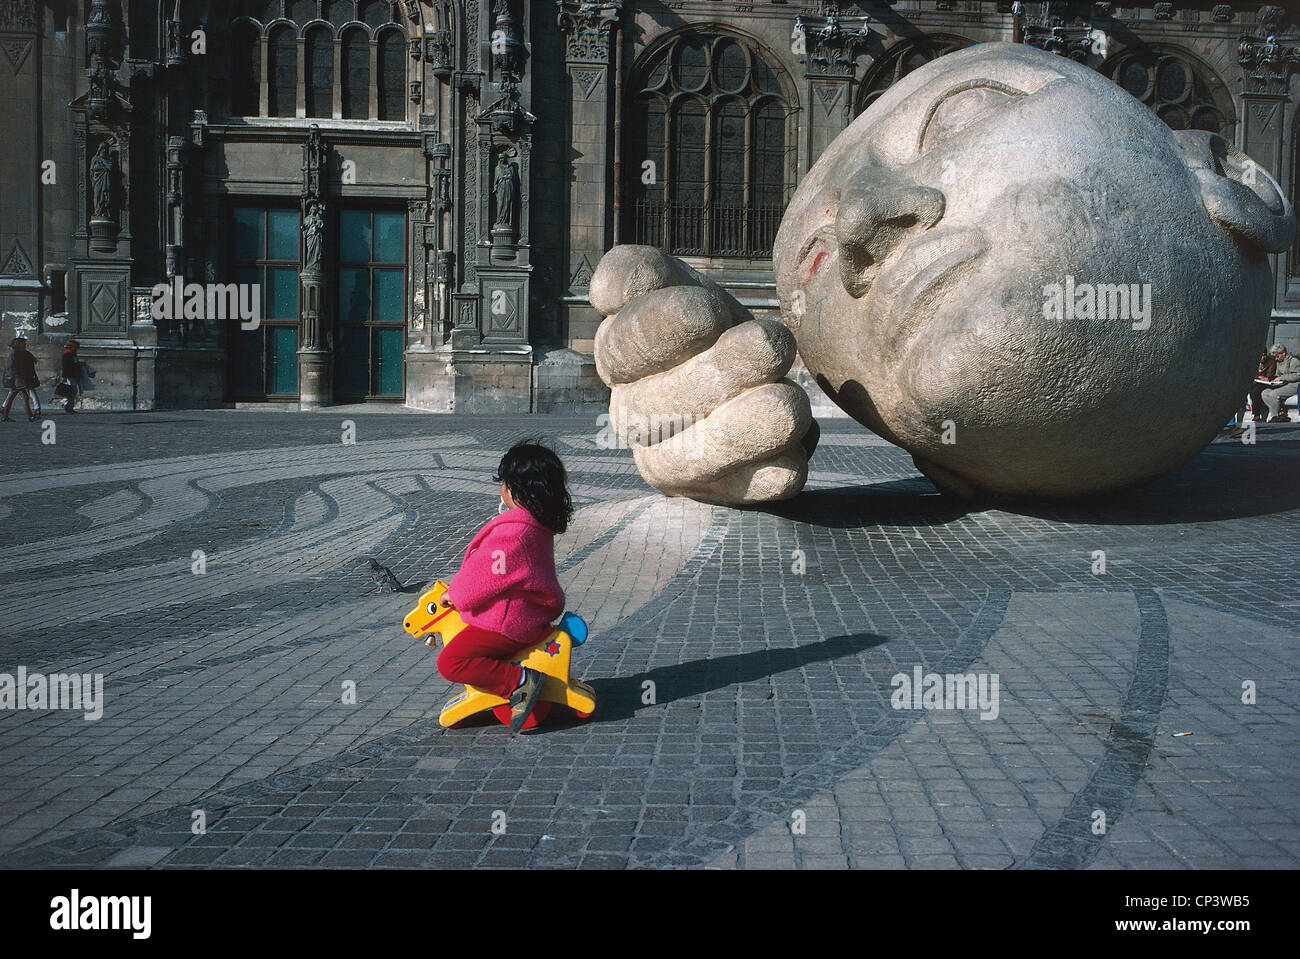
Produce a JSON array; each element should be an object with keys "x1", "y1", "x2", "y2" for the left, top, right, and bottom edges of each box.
[{"x1": 0, "y1": 411, "x2": 1296, "y2": 869}]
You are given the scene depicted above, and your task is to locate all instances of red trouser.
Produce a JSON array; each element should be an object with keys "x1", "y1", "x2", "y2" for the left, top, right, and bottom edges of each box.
[{"x1": 437, "y1": 624, "x2": 542, "y2": 699}]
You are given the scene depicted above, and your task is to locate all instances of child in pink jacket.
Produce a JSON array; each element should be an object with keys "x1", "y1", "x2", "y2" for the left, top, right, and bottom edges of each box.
[{"x1": 437, "y1": 441, "x2": 573, "y2": 732}]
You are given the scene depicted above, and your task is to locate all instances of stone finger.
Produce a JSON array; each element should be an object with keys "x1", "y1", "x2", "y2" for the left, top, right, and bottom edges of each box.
[
  {"x1": 608, "y1": 319, "x2": 797, "y2": 433},
  {"x1": 635, "y1": 445, "x2": 808, "y2": 504},
  {"x1": 631, "y1": 379, "x2": 813, "y2": 486},
  {"x1": 594, "y1": 285, "x2": 734, "y2": 385},
  {"x1": 590, "y1": 244, "x2": 751, "y2": 325}
]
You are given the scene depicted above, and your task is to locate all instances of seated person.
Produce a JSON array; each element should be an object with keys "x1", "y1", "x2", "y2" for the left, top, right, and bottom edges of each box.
[
  {"x1": 1232, "y1": 348, "x2": 1284, "y2": 434},
  {"x1": 1262, "y1": 344, "x2": 1299, "y2": 423}
]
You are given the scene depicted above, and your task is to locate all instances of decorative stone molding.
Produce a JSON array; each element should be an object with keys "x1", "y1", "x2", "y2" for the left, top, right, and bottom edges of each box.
[
  {"x1": 0, "y1": 0, "x2": 38, "y2": 32},
  {"x1": 492, "y1": 0, "x2": 525, "y2": 80},
  {"x1": 555, "y1": 0, "x2": 620, "y2": 63},
  {"x1": 794, "y1": 2, "x2": 872, "y2": 76},
  {"x1": 1239, "y1": 7, "x2": 1300, "y2": 97},
  {"x1": 474, "y1": 76, "x2": 535, "y2": 134}
]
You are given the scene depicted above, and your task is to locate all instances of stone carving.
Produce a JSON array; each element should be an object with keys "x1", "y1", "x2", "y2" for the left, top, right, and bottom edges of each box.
[
  {"x1": 1, "y1": 37, "x2": 33, "y2": 74},
  {"x1": 303, "y1": 201, "x2": 325, "y2": 273},
  {"x1": 0, "y1": 0, "x2": 38, "y2": 32},
  {"x1": 1, "y1": 240, "x2": 33, "y2": 277},
  {"x1": 302, "y1": 124, "x2": 327, "y2": 203},
  {"x1": 794, "y1": 3, "x2": 873, "y2": 74},
  {"x1": 588, "y1": 246, "x2": 819, "y2": 505},
  {"x1": 91, "y1": 140, "x2": 117, "y2": 220},
  {"x1": 555, "y1": 0, "x2": 620, "y2": 62},
  {"x1": 772, "y1": 43, "x2": 1295, "y2": 500},
  {"x1": 493, "y1": 153, "x2": 519, "y2": 234},
  {"x1": 492, "y1": 0, "x2": 524, "y2": 80}
]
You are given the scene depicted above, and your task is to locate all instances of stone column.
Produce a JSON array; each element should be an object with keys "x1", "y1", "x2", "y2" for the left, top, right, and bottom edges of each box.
[
  {"x1": 1238, "y1": 17, "x2": 1300, "y2": 328},
  {"x1": 298, "y1": 127, "x2": 332, "y2": 409},
  {"x1": 555, "y1": 0, "x2": 619, "y2": 350}
]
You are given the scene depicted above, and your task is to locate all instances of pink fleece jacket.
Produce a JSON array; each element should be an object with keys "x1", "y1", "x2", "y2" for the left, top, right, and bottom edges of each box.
[{"x1": 445, "y1": 507, "x2": 565, "y2": 642}]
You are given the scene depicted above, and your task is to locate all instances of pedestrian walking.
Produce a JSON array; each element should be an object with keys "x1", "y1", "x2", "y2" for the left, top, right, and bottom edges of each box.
[
  {"x1": 58, "y1": 339, "x2": 84, "y2": 413},
  {"x1": 2, "y1": 336, "x2": 42, "y2": 422}
]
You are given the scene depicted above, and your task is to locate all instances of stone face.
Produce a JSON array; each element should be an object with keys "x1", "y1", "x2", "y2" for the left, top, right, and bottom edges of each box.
[
  {"x1": 590, "y1": 245, "x2": 818, "y2": 504},
  {"x1": 773, "y1": 43, "x2": 1296, "y2": 499}
]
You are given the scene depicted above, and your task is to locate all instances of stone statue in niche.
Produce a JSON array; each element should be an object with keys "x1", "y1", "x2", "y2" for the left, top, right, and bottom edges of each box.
[
  {"x1": 589, "y1": 44, "x2": 1296, "y2": 504},
  {"x1": 90, "y1": 140, "x2": 117, "y2": 222},
  {"x1": 303, "y1": 201, "x2": 325, "y2": 273},
  {"x1": 493, "y1": 152, "x2": 519, "y2": 237}
]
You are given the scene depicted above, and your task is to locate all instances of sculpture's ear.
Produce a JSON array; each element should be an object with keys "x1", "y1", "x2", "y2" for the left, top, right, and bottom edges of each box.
[{"x1": 1175, "y1": 130, "x2": 1295, "y2": 256}]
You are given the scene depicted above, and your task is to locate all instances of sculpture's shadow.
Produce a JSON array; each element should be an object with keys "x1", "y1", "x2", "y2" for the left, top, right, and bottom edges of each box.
[
  {"x1": 1005, "y1": 432, "x2": 1300, "y2": 525},
  {"x1": 782, "y1": 428, "x2": 1300, "y2": 528},
  {"x1": 770, "y1": 478, "x2": 969, "y2": 529}
]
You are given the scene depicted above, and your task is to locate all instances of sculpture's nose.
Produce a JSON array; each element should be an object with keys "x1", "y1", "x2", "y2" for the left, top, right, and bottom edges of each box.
[{"x1": 835, "y1": 162, "x2": 946, "y2": 298}]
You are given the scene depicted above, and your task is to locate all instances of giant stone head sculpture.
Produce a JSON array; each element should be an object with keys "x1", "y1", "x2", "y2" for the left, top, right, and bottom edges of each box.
[{"x1": 774, "y1": 43, "x2": 1295, "y2": 499}]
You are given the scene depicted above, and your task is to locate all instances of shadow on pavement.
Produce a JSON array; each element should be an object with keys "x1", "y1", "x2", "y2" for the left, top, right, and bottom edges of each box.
[
  {"x1": 566, "y1": 631, "x2": 891, "y2": 726},
  {"x1": 770, "y1": 479, "x2": 968, "y2": 529}
]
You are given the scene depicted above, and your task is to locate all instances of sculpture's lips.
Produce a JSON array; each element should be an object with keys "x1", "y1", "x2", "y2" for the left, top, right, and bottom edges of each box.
[{"x1": 873, "y1": 227, "x2": 988, "y2": 352}]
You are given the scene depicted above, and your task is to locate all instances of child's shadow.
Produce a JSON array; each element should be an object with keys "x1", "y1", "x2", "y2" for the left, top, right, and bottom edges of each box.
[{"x1": 547, "y1": 632, "x2": 889, "y2": 729}]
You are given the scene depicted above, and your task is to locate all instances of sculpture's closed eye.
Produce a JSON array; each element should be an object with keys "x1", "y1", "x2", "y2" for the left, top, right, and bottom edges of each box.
[{"x1": 917, "y1": 80, "x2": 1026, "y2": 154}]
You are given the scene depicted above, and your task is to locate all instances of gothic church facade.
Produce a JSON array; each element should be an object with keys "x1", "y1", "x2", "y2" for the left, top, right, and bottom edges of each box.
[{"x1": 1, "y1": 1, "x2": 1297, "y2": 411}]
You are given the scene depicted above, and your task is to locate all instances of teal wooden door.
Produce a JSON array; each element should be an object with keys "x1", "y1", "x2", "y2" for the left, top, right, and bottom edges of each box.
[
  {"x1": 336, "y1": 209, "x2": 405, "y2": 400},
  {"x1": 374, "y1": 328, "x2": 403, "y2": 396},
  {"x1": 230, "y1": 206, "x2": 300, "y2": 399},
  {"x1": 267, "y1": 326, "x2": 299, "y2": 396}
]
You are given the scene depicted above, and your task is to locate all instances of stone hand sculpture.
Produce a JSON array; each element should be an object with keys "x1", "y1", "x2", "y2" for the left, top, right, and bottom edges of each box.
[
  {"x1": 590, "y1": 245, "x2": 819, "y2": 504},
  {"x1": 774, "y1": 43, "x2": 1295, "y2": 499}
]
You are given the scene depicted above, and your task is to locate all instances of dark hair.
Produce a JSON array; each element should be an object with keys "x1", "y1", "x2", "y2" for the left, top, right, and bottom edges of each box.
[{"x1": 494, "y1": 439, "x2": 574, "y2": 534}]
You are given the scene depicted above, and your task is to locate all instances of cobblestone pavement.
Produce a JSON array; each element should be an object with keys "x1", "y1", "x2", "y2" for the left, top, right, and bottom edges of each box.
[{"x1": 0, "y1": 410, "x2": 1296, "y2": 869}]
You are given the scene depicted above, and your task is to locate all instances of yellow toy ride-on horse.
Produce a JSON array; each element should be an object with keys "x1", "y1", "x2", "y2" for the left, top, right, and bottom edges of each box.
[{"x1": 402, "y1": 580, "x2": 596, "y2": 731}]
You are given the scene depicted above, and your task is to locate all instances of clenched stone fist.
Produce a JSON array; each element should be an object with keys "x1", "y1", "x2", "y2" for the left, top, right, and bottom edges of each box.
[{"x1": 589, "y1": 245, "x2": 819, "y2": 505}]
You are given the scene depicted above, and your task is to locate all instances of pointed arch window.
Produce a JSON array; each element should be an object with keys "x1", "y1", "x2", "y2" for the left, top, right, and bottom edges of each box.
[{"x1": 626, "y1": 33, "x2": 792, "y2": 260}]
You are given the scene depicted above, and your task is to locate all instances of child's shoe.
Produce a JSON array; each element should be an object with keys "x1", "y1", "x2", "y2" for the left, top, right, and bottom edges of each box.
[{"x1": 508, "y1": 667, "x2": 545, "y2": 733}]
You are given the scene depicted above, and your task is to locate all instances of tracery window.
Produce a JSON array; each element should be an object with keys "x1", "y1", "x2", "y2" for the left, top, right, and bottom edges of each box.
[
  {"x1": 227, "y1": 1, "x2": 408, "y2": 121},
  {"x1": 1104, "y1": 46, "x2": 1234, "y2": 136},
  {"x1": 626, "y1": 32, "x2": 793, "y2": 260}
]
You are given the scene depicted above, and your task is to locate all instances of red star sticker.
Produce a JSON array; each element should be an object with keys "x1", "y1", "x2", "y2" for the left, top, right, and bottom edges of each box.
[{"x1": 545, "y1": 640, "x2": 560, "y2": 656}]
